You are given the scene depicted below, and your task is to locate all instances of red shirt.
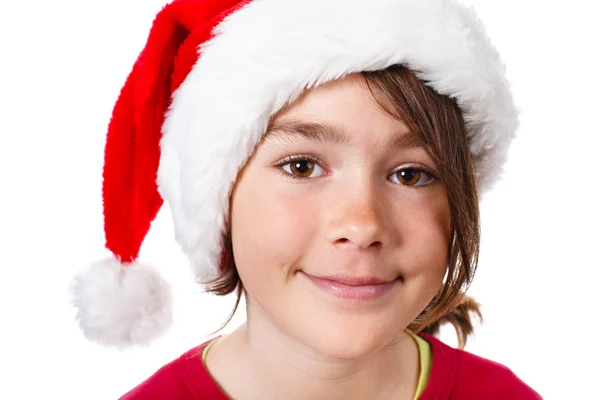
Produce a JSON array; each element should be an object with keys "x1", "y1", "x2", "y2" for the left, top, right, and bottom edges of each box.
[{"x1": 120, "y1": 333, "x2": 542, "y2": 399}]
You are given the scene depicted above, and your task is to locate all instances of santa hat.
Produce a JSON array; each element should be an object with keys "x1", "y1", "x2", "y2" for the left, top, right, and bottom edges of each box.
[{"x1": 69, "y1": 0, "x2": 518, "y2": 348}]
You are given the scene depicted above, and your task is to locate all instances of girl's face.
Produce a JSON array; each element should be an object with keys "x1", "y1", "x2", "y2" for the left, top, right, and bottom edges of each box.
[{"x1": 230, "y1": 73, "x2": 452, "y2": 359}]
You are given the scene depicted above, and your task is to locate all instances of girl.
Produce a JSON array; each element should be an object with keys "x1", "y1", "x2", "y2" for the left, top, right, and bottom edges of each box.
[{"x1": 70, "y1": 0, "x2": 542, "y2": 398}]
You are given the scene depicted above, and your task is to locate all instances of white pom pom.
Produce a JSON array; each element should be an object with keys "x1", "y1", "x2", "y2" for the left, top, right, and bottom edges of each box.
[{"x1": 69, "y1": 257, "x2": 173, "y2": 349}]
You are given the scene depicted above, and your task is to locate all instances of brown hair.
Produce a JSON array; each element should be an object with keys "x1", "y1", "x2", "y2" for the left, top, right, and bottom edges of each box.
[{"x1": 202, "y1": 64, "x2": 483, "y2": 349}]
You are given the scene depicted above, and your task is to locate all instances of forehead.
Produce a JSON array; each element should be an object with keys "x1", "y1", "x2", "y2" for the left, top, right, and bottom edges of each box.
[{"x1": 261, "y1": 74, "x2": 423, "y2": 150}]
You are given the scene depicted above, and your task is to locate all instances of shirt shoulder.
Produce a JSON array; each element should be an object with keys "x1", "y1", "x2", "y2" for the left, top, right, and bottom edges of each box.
[
  {"x1": 119, "y1": 339, "x2": 227, "y2": 400},
  {"x1": 418, "y1": 333, "x2": 542, "y2": 400},
  {"x1": 453, "y1": 346, "x2": 542, "y2": 399}
]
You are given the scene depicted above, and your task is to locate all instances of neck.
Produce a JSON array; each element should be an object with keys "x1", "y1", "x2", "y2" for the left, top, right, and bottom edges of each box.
[{"x1": 214, "y1": 298, "x2": 420, "y2": 400}]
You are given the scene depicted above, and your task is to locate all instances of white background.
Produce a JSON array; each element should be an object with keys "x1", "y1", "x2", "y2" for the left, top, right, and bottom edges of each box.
[{"x1": 1, "y1": 0, "x2": 598, "y2": 399}]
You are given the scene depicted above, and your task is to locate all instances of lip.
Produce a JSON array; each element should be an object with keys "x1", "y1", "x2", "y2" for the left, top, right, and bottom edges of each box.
[
  {"x1": 300, "y1": 271, "x2": 399, "y2": 301},
  {"x1": 307, "y1": 273, "x2": 395, "y2": 285}
]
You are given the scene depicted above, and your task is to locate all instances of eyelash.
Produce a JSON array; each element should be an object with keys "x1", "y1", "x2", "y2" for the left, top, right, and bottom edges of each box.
[{"x1": 274, "y1": 154, "x2": 439, "y2": 188}]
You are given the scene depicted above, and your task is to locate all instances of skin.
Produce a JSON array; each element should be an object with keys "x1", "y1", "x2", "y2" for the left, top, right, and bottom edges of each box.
[{"x1": 205, "y1": 74, "x2": 452, "y2": 400}]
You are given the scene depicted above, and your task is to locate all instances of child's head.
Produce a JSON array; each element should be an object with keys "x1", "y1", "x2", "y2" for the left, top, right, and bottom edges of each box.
[
  {"x1": 207, "y1": 66, "x2": 480, "y2": 356},
  {"x1": 70, "y1": 0, "x2": 515, "y2": 350}
]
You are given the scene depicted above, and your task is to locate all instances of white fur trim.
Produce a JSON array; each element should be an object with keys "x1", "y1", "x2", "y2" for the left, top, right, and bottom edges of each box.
[
  {"x1": 158, "y1": 0, "x2": 518, "y2": 283},
  {"x1": 69, "y1": 257, "x2": 172, "y2": 348}
]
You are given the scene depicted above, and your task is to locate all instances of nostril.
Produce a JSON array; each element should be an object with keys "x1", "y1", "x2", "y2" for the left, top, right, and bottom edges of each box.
[{"x1": 335, "y1": 238, "x2": 384, "y2": 248}]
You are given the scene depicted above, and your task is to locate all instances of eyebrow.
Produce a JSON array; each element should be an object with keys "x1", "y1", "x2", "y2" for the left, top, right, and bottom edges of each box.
[{"x1": 261, "y1": 120, "x2": 424, "y2": 150}]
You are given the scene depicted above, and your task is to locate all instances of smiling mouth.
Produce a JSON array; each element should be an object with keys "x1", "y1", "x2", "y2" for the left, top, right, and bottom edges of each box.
[
  {"x1": 299, "y1": 271, "x2": 401, "y2": 301},
  {"x1": 303, "y1": 272, "x2": 399, "y2": 286}
]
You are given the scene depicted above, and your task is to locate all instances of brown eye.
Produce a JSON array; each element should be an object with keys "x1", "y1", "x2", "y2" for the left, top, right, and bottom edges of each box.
[
  {"x1": 289, "y1": 160, "x2": 315, "y2": 177},
  {"x1": 279, "y1": 156, "x2": 325, "y2": 180},
  {"x1": 392, "y1": 168, "x2": 435, "y2": 186}
]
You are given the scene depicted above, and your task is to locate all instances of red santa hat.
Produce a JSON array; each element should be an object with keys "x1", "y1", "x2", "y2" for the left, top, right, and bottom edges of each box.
[{"x1": 69, "y1": 0, "x2": 519, "y2": 348}]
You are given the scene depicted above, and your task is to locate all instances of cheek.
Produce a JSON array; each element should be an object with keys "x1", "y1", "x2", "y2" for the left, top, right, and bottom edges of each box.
[
  {"x1": 230, "y1": 171, "x2": 316, "y2": 288},
  {"x1": 398, "y1": 196, "x2": 451, "y2": 296}
]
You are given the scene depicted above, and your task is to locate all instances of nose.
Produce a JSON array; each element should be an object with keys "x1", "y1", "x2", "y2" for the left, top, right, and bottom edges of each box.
[{"x1": 323, "y1": 182, "x2": 392, "y2": 250}]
